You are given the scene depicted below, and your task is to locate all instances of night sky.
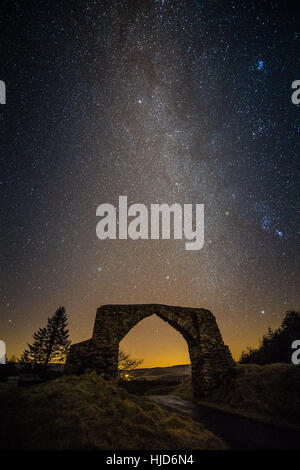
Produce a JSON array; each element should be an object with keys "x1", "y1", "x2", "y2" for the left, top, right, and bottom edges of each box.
[{"x1": 1, "y1": 0, "x2": 299, "y2": 366}]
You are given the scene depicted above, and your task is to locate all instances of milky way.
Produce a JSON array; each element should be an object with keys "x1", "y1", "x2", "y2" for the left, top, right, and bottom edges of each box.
[{"x1": 0, "y1": 0, "x2": 299, "y2": 365}]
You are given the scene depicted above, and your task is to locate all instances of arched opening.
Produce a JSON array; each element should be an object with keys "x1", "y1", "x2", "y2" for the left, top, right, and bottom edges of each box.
[
  {"x1": 120, "y1": 314, "x2": 191, "y2": 368},
  {"x1": 119, "y1": 314, "x2": 191, "y2": 388}
]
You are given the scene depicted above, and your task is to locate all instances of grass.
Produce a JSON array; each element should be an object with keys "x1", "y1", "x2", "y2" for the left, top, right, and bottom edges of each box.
[
  {"x1": 174, "y1": 363, "x2": 300, "y2": 429},
  {"x1": 0, "y1": 372, "x2": 226, "y2": 450}
]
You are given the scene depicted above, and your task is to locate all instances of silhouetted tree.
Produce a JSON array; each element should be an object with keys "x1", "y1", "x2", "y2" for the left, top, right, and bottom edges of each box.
[
  {"x1": 21, "y1": 327, "x2": 48, "y2": 364},
  {"x1": 43, "y1": 306, "x2": 71, "y2": 368},
  {"x1": 118, "y1": 350, "x2": 143, "y2": 379},
  {"x1": 21, "y1": 307, "x2": 71, "y2": 368},
  {"x1": 240, "y1": 310, "x2": 300, "y2": 364}
]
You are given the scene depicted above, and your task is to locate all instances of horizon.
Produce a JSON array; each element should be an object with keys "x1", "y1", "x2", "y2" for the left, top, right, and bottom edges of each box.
[{"x1": 4, "y1": 302, "x2": 292, "y2": 366}]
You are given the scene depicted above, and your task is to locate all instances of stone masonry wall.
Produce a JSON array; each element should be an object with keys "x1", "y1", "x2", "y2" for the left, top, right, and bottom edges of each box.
[{"x1": 66, "y1": 304, "x2": 235, "y2": 397}]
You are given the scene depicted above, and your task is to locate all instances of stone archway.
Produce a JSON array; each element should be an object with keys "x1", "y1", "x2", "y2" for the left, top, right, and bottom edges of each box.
[{"x1": 66, "y1": 304, "x2": 235, "y2": 398}]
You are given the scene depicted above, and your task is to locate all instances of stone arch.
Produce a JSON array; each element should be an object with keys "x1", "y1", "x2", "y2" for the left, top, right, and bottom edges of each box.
[{"x1": 66, "y1": 304, "x2": 235, "y2": 398}]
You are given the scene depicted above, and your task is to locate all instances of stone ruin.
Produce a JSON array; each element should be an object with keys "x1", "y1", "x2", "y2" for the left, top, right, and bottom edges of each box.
[{"x1": 66, "y1": 304, "x2": 235, "y2": 398}]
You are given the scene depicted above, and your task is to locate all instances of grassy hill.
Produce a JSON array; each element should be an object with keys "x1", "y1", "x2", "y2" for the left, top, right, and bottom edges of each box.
[
  {"x1": 0, "y1": 372, "x2": 226, "y2": 450},
  {"x1": 175, "y1": 363, "x2": 300, "y2": 429}
]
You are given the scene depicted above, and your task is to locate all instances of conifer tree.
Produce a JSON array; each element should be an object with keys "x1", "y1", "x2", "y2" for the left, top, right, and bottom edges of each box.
[
  {"x1": 240, "y1": 310, "x2": 300, "y2": 364},
  {"x1": 21, "y1": 327, "x2": 48, "y2": 364},
  {"x1": 21, "y1": 307, "x2": 71, "y2": 368},
  {"x1": 44, "y1": 306, "x2": 71, "y2": 368}
]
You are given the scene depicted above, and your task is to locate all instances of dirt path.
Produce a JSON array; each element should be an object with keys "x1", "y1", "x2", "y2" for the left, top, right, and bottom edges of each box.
[{"x1": 148, "y1": 395, "x2": 300, "y2": 450}]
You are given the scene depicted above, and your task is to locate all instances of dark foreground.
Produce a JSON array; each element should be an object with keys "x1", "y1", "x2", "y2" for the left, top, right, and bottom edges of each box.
[
  {"x1": 148, "y1": 395, "x2": 300, "y2": 450},
  {"x1": 0, "y1": 375, "x2": 226, "y2": 450}
]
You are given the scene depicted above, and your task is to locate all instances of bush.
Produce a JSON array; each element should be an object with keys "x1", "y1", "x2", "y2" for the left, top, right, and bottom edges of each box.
[{"x1": 175, "y1": 364, "x2": 300, "y2": 428}]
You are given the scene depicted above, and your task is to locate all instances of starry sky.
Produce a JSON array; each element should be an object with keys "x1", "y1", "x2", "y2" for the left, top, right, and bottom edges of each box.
[{"x1": 0, "y1": 0, "x2": 299, "y2": 367}]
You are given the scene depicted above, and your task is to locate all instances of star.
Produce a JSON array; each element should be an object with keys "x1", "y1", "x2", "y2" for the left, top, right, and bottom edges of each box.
[
  {"x1": 257, "y1": 60, "x2": 264, "y2": 71},
  {"x1": 0, "y1": 0, "x2": 298, "y2": 366}
]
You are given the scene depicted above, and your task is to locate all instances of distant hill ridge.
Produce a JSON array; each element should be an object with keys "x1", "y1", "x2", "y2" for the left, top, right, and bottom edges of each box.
[{"x1": 135, "y1": 364, "x2": 191, "y2": 382}]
